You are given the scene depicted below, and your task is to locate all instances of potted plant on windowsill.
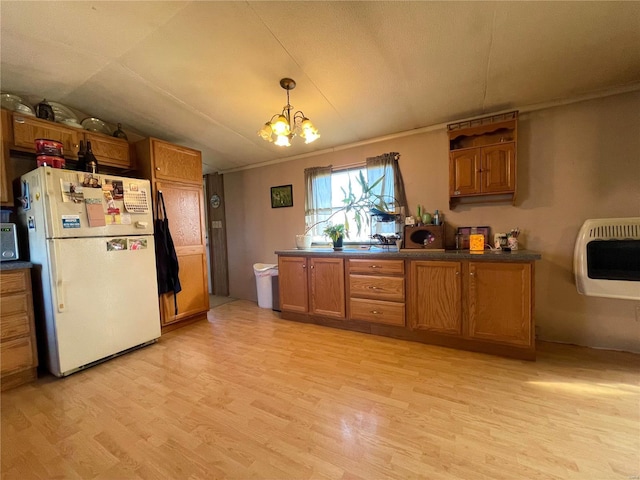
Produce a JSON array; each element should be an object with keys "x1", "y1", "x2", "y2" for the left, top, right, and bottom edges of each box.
[
  {"x1": 296, "y1": 172, "x2": 398, "y2": 249},
  {"x1": 323, "y1": 224, "x2": 347, "y2": 251}
]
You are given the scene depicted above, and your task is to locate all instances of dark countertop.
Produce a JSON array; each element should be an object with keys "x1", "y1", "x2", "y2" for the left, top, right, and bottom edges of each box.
[
  {"x1": 275, "y1": 247, "x2": 542, "y2": 261},
  {"x1": 0, "y1": 260, "x2": 33, "y2": 271}
]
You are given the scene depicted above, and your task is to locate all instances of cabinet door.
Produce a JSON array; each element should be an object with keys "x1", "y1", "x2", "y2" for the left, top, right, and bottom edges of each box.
[
  {"x1": 152, "y1": 139, "x2": 202, "y2": 184},
  {"x1": 449, "y1": 148, "x2": 480, "y2": 196},
  {"x1": 12, "y1": 114, "x2": 80, "y2": 158},
  {"x1": 481, "y1": 143, "x2": 515, "y2": 193},
  {"x1": 157, "y1": 181, "x2": 209, "y2": 325},
  {"x1": 1, "y1": 110, "x2": 10, "y2": 204},
  {"x1": 409, "y1": 261, "x2": 462, "y2": 334},
  {"x1": 278, "y1": 256, "x2": 308, "y2": 313},
  {"x1": 467, "y1": 262, "x2": 532, "y2": 346},
  {"x1": 309, "y1": 257, "x2": 345, "y2": 319},
  {"x1": 85, "y1": 132, "x2": 131, "y2": 169}
]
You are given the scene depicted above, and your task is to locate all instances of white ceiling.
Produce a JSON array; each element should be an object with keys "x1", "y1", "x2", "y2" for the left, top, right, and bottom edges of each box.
[{"x1": 1, "y1": 1, "x2": 639, "y2": 174}]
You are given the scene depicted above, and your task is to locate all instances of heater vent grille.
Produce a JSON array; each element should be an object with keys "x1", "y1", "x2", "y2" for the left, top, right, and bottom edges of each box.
[{"x1": 588, "y1": 224, "x2": 640, "y2": 239}]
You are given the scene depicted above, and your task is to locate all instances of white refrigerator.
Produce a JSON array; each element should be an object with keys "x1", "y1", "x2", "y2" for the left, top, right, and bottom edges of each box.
[{"x1": 18, "y1": 166, "x2": 161, "y2": 377}]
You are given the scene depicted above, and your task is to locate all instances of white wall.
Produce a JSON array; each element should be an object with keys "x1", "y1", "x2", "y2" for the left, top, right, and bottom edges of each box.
[{"x1": 224, "y1": 91, "x2": 640, "y2": 352}]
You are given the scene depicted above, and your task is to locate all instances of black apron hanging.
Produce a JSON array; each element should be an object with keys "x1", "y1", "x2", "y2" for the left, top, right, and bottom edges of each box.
[{"x1": 154, "y1": 190, "x2": 182, "y2": 316}]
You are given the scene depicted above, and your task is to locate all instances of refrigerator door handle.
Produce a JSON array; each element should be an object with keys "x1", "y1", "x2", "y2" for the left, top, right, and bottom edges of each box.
[{"x1": 50, "y1": 241, "x2": 66, "y2": 312}]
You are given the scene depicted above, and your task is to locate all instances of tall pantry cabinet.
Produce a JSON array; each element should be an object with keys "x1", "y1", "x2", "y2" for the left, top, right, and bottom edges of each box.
[{"x1": 135, "y1": 138, "x2": 209, "y2": 331}]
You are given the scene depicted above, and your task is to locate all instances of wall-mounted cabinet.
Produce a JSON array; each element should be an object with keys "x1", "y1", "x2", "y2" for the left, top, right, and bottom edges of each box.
[
  {"x1": 7, "y1": 111, "x2": 132, "y2": 169},
  {"x1": 448, "y1": 111, "x2": 518, "y2": 209}
]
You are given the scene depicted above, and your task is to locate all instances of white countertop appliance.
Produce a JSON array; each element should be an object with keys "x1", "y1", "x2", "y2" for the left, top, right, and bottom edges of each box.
[{"x1": 18, "y1": 166, "x2": 161, "y2": 376}]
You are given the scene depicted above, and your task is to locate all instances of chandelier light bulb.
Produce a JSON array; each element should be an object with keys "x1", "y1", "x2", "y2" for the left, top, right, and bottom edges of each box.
[
  {"x1": 274, "y1": 134, "x2": 291, "y2": 147},
  {"x1": 258, "y1": 78, "x2": 320, "y2": 146},
  {"x1": 272, "y1": 115, "x2": 290, "y2": 136}
]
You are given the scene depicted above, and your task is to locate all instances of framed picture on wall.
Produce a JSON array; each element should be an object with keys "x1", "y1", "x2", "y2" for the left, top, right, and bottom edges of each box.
[{"x1": 271, "y1": 184, "x2": 293, "y2": 208}]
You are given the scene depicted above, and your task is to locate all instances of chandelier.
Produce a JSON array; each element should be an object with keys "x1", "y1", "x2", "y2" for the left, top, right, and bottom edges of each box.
[{"x1": 257, "y1": 78, "x2": 320, "y2": 147}]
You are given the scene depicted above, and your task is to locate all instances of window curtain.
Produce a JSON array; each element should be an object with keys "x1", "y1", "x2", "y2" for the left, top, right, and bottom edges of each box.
[
  {"x1": 366, "y1": 152, "x2": 407, "y2": 213},
  {"x1": 366, "y1": 152, "x2": 407, "y2": 236},
  {"x1": 304, "y1": 165, "x2": 332, "y2": 238}
]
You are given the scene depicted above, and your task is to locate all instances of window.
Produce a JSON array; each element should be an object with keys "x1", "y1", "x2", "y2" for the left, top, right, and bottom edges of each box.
[{"x1": 305, "y1": 156, "x2": 405, "y2": 245}]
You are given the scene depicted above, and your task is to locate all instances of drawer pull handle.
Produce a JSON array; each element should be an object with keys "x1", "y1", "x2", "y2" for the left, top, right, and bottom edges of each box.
[
  {"x1": 369, "y1": 265, "x2": 381, "y2": 269},
  {"x1": 370, "y1": 310, "x2": 382, "y2": 314},
  {"x1": 15, "y1": 117, "x2": 25, "y2": 124},
  {"x1": 367, "y1": 286, "x2": 381, "y2": 290}
]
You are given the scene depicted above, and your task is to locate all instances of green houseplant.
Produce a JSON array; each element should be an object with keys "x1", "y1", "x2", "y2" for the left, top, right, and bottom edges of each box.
[{"x1": 323, "y1": 224, "x2": 347, "y2": 250}]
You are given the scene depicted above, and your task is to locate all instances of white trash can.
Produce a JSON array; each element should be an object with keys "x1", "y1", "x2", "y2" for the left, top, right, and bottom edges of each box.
[{"x1": 253, "y1": 263, "x2": 278, "y2": 308}]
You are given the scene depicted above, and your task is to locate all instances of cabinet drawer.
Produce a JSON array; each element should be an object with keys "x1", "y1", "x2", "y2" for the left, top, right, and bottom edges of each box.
[
  {"x1": 350, "y1": 298, "x2": 405, "y2": 326},
  {"x1": 0, "y1": 336, "x2": 34, "y2": 374},
  {"x1": 0, "y1": 293, "x2": 29, "y2": 317},
  {"x1": 349, "y1": 259, "x2": 404, "y2": 276},
  {"x1": 349, "y1": 274, "x2": 404, "y2": 302},
  {"x1": 0, "y1": 270, "x2": 28, "y2": 295},
  {"x1": 1, "y1": 313, "x2": 30, "y2": 340}
]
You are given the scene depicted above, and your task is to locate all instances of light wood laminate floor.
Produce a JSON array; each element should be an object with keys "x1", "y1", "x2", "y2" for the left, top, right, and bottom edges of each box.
[{"x1": 2, "y1": 300, "x2": 639, "y2": 479}]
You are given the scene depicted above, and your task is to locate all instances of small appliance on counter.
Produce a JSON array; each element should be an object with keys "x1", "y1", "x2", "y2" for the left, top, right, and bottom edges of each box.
[
  {"x1": 0, "y1": 223, "x2": 19, "y2": 261},
  {"x1": 403, "y1": 224, "x2": 445, "y2": 250}
]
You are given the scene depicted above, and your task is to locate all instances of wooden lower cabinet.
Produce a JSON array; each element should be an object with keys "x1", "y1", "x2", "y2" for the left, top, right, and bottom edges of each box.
[
  {"x1": 409, "y1": 260, "x2": 462, "y2": 335},
  {"x1": 467, "y1": 262, "x2": 532, "y2": 346},
  {"x1": 408, "y1": 260, "x2": 533, "y2": 349},
  {"x1": 278, "y1": 256, "x2": 345, "y2": 318},
  {"x1": 348, "y1": 258, "x2": 405, "y2": 326},
  {"x1": 310, "y1": 257, "x2": 345, "y2": 318},
  {"x1": 1, "y1": 268, "x2": 38, "y2": 390},
  {"x1": 278, "y1": 256, "x2": 308, "y2": 313},
  {"x1": 278, "y1": 253, "x2": 537, "y2": 360}
]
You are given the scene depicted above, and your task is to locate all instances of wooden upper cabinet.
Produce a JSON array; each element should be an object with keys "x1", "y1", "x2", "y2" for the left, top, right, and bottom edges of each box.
[
  {"x1": 1, "y1": 110, "x2": 10, "y2": 204},
  {"x1": 309, "y1": 257, "x2": 345, "y2": 319},
  {"x1": 409, "y1": 260, "x2": 462, "y2": 335},
  {"x1": 467, "y1": 262, "x2": 532, "y2": 346},
  {"x1": 448, "y1": 111, "x2": 518, "y2": 208},
  {"x1": 84, "y1": 132, "x2": 131, "y2": 169},
  {"x1": 7, "y1": 111, "x2": 132, "y2": 168},
  {"x1": 450, "y1": 149, "x2": 480, "y2": 197},
  {"x1": 149, "y1": 139, "x2": 202, "y2": 185},
  {"x1": 12, "y1": 114, "x2": 81, "y2": 158}
]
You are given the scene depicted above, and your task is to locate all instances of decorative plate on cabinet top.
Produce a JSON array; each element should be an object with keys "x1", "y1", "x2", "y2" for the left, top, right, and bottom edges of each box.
[
  {"x1": 1, "y1": 93, "x2": 24, "y2": 111},
  {"x1": 15, "y1": 102, "x2": 35, "y2": 116},
  {"x1": 60, "y1": 118, "x2": 83, "y2": 129},
  {"x1": 81, "y1": 117, "x2": 110, "y2": 135},
  {"x1": 48, "y1": 101, "x2": 79, "y2": 123}
]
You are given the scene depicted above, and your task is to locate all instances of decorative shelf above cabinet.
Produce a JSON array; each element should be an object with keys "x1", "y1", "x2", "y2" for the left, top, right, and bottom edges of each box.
[{"x1": 447, "y1": 111, "x2": 518, "y2": 209}]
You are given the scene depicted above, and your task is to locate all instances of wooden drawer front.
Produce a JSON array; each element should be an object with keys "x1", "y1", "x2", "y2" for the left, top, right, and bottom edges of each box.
[
  {"x1": 0, "y1": 270, "x2": 28, "y2": 295},
  {"x1": 349, "y1": 259, "x2": 404, "y2": 276},
  {"x1": 1, "y1": 313, "x2": 30, "y2": 340},
  {"x1": 0, "y1": 336, "x2": 34, "y2": 374},
  {"x1": 85, "y1": 133, "x2": 130, "y2": 168},
  {"x1": 350, "y1": 298, "x2": 405, "y2": 326},
  {"x1": 0, "y1": 293, "x2": 29, "y2": 317},
  {"x1": 349, "y1": 274, "x2": 404, "y2": 302}
]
